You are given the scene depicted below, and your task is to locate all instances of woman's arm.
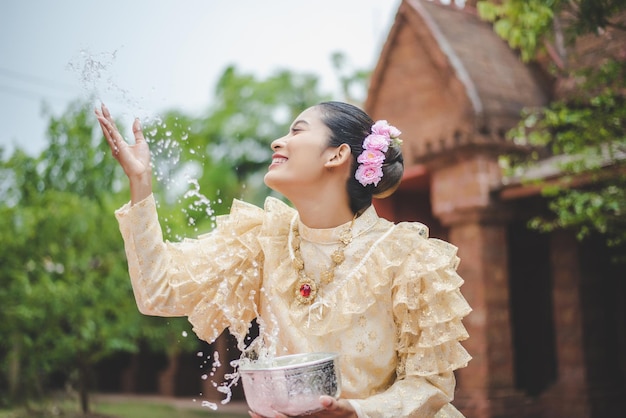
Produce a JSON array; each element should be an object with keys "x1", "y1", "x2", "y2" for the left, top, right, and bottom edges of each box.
[
  {"x1": 348, "y1": 373, "x2": 461, "y2": 418},
  {"x1": 97, "y1": 105, "x2": 264, "y2": 342},
  {"x1": 344, "y1": 226, "x2": 472, "y2": 418}
]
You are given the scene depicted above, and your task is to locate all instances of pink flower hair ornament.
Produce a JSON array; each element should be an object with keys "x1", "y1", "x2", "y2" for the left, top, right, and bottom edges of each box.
[{"x1": 355, "y1": 120, "x2": 402, "y2": 187}]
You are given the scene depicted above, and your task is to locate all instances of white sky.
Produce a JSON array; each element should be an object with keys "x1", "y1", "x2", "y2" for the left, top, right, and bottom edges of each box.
[{"x1": 0, "y1": 0, "x2": 400, "y2": 156}]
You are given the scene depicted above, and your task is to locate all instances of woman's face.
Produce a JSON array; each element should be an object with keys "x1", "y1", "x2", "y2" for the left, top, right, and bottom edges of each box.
[{"x1": 264, "y1": 106, "x2": 336, "y2": 194}]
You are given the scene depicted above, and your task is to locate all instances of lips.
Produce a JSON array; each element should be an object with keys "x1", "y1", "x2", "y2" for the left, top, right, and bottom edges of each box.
[{"x1": 270, "y1": 154, "x2": 287, "y2": 167}]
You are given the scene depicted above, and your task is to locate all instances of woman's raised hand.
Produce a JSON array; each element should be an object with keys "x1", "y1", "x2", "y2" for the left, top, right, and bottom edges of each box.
[{"x1": 95, "y1": 104, "x2": 153, "y2": 204}]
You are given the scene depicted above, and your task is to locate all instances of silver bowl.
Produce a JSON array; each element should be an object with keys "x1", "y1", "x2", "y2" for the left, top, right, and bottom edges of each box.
[{"x1": 239, "y1": 352, "x2": 341, "y2": 417}]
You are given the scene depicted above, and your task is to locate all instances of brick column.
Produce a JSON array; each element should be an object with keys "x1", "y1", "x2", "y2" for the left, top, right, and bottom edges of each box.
[
  {"x1": 429, "y1": 155, "x2": 531, "y2": 417},
  {"x1": 539, "y1": 230, "x2": 590, "y2": 417},
  {"x1": 542, "y1": 231, "x2": 626, "y2": 417},
  {"x1": 442, "y1": 212, "x2": 531, "y2": 418}
]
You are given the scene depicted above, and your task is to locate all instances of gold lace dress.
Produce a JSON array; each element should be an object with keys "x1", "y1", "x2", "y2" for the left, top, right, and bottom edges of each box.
[{"x1": 115, "y1": 195, "x2": 472, "y2": 417}]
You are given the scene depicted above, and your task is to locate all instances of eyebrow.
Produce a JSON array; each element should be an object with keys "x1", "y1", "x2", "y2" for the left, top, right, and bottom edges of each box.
[{"x1": 291, "y1": 119, "x2": 310, "y2": 129}]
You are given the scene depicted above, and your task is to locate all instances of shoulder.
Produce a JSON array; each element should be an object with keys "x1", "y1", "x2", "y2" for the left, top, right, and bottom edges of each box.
[
  {"x1": 220, "y1": 196, "x2": 294, "y2": 221},
  {"x1": 384, "y1": 220, "x2": 460, "y2": 272},
  {"x1": 383, "y1": 220, "x2": 432, "y2": 254},
  {"x1": 262, "y1": 196, "x2": 295, "y2": 216},
  {"x1": 394, "y1": 221, "x2": 430, "y2": 240},
  {"x1": 211, "y1": 196, "x2": 294, "y2": 238}
]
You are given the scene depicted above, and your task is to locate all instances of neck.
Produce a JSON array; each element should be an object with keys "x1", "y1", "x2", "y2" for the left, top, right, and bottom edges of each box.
[
  {"x1": 295, "y1": 200, "x2": 354, "y2": 229},
  {"x1": 288, "y1": 187, "x2": 353, "y2": 229}
]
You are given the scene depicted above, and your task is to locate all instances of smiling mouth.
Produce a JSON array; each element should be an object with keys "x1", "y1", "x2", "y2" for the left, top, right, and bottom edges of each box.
[{"x1": 272, "y1": 157, "x2": 287, "y2": 165}]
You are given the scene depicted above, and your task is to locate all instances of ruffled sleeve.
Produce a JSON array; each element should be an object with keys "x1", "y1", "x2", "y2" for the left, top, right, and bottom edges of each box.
[
  {"x1": 353, "y1": 222, "x2": 471, "y2": 417},
  {"x1": 114, "y1": 194, "x2": 267, "y2": 343},
  {"x1": 392, "y1": 222, "x2": 472, "y2": 378}
]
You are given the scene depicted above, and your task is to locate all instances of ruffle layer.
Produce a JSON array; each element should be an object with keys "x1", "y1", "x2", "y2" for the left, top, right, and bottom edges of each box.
[
  {"x1": 392, "y1": 225, "x2": 472, "y2": 376},
  {"x1": 186, "y1": 198, "x2": 271, "y2": 343},
  {"x1": 399, "y1": 340, "x2": 472, "y2": 377}
]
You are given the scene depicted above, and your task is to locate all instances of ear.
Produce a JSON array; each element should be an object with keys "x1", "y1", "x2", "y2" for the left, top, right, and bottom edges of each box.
[{"x1": 325, "y1": 144, "x2": 352, "y2": 168}]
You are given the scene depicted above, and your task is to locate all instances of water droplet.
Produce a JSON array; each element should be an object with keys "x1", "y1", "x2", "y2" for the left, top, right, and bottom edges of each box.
[{"x1": 201, "y1": 400, "x2": 218, "y2": 410}]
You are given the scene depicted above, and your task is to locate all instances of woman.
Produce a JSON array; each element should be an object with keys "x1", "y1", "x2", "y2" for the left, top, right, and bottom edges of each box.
[{"x1": 95, "y1": 101, "x2": 472, "y2": 418}]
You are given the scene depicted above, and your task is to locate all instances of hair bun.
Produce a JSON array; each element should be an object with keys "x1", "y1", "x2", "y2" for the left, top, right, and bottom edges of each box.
[{"x1": 372, "y1": 146, "x2": 404, "y2": 199}]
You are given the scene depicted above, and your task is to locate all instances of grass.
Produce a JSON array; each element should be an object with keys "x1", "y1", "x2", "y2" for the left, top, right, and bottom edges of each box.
[
  {"x1": 94, "y1": 399, "x2": 248, "y2": 418},
  {"x1": 0, "y1": 395, "x2": 249, "y2": 418}
]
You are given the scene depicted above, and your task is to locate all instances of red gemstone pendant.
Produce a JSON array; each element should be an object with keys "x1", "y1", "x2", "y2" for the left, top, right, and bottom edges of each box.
[
  {"x1": 300, "y1": 284, "x2": 312, "y2": 298},
  {"x1": 295, "y1": 278, "x2": 317, "y2": 304}
]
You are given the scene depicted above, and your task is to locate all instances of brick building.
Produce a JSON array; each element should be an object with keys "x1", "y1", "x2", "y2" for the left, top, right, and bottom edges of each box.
[{"x1": 368, "y1": 1, "x2": 626, "y2": 417}]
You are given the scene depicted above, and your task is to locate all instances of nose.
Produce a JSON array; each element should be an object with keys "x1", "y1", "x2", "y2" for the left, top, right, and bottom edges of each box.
[{"x1": 271, "y1": 136, "x2": 286, "y2": 151}]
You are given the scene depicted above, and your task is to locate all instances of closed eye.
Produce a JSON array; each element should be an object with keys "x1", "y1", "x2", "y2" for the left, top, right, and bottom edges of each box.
[{"x1": 289, "y1": 119, "x2": 309, "y2": 135}]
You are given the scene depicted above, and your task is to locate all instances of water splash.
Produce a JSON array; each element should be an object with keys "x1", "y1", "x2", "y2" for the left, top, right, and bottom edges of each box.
[
  {"x1": 68, "y1": 47, "x2": 284, "y2": 412},
  {"x1": 201, "y1": 400, "x2": 218, "y2": 410}
]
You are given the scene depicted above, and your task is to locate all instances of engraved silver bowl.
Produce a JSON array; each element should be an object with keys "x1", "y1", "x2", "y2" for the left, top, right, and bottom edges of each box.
[{"x1": 239, "y1": 352, "x2": 341, "y2": 417}]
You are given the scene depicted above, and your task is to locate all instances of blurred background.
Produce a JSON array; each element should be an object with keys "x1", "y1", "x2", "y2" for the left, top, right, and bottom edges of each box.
[{"x1": 1, "y1": 1, "x2": 625, "y2": 417}]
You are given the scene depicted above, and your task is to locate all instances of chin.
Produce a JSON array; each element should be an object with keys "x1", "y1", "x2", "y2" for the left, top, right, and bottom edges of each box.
[
  {"x1": 263, "y1": 172, "x2": 280, "y2": 191},
  {"x1": 264, "y1": 173, "x2": 291, "y2": 197}
]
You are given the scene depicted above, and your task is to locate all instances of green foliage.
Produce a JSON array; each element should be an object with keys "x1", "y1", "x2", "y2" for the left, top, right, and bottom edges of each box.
[
  {"x1": 0, "y1": 62, "x2": 337, "y2": 408},
  {"x1": 331, "y1": 51, "x2": 371, "y2": 104},
  {"x1": 478, "y1": 0, "x2": 626, "y2": 253},
  {"x1": 504, "y1": 60, "x2": 626, "y2": 248},
  {"x1": 478, "y1": 0, "x2": 556, "y2": 62},
  {"x1": 478, "y1": 0, "x2": 626, "y2": 62},
  {"x1": 528, "y1": 185, "x2": 626, "y2": 246},
  {"x1": 0, "y1": 101, "x2": 197, "y2": 409},
  {"x1": 135, "y1": 65, "x2": 332, "y2": 240},
  {"x1": 200, "y1": 66, "x2": 331, "y2": 205},
  {"x1": 568, "y1": 0, "x2": 626, "y2": 35}
]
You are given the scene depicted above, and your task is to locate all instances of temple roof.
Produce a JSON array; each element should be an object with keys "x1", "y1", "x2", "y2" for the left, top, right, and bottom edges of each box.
[{"x1": 365, "y1": 0, "x2": 549, "y2": 165}]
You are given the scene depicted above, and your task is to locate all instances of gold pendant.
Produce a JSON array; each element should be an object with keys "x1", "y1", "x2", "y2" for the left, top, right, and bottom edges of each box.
[{"x1": 295, "y1": 276, "x2": 318, "y2": 305}]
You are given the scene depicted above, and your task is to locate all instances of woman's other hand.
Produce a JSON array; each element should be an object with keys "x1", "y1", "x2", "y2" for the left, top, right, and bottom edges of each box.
[
  {"x1": 95, "y1": 104, "x2": 153, "y2": 204},
  {"x1": 248, "y1": 395, "x2": 357, "y2": 418}
]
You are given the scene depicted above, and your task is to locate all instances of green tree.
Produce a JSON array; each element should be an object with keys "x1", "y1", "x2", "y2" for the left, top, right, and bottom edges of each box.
[
  {"x1": 330, "y1": 51, "x2": 371, "y2": 105},
  {"x1": 477, "y1": 0, "x2": 626, "y2": 63},
  {"x1": 146, "y1": 65, "x2": 332, "y2": 224},
  {"x1": 478, "y1": 0, "x2": 626, "y2": 252},
  {"x1": 0, "y1": 59, "x2": 352, "y2": 412},
  {"x1": 196, "y1": 65, "x2": 331, "y2": 206},
  {"x1": 0, "y1": 101, "x2": 197, "y2": 412}
]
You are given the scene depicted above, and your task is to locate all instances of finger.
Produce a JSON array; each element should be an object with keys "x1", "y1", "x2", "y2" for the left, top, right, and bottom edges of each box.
[
  {"x1": 132, "y1": 118, "x2": 146, "y2": 144},
  {"x1": 101, "y1": 103, "x2": 123, "y2": 137},
  {"x1": 320, "y1": 395, "x2": 338, "y2": 410},
  {"x1": 97, "y1": 116, "x2": 122, "y2": 156},
  {"x1": 101, "y1": 103, "x2": 112, "y2": 120},
  {"x1": 97, "y1": 117, "x2": 115, "y2": 147}
]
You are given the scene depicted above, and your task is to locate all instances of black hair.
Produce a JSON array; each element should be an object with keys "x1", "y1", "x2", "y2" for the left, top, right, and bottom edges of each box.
[{"x1": 316, "y1": 101, "x2": 404, "y2": 214}]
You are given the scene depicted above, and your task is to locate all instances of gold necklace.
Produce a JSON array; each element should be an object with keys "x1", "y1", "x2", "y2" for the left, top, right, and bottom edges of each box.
[{"x1": 292, "y1": 215, "x2": 356, "y2": 305}]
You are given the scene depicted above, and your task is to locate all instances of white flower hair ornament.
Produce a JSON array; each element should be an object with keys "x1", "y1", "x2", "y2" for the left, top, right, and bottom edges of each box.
[{"x1": 354, "y1": 120, "x2": 403, "y2": 187}]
